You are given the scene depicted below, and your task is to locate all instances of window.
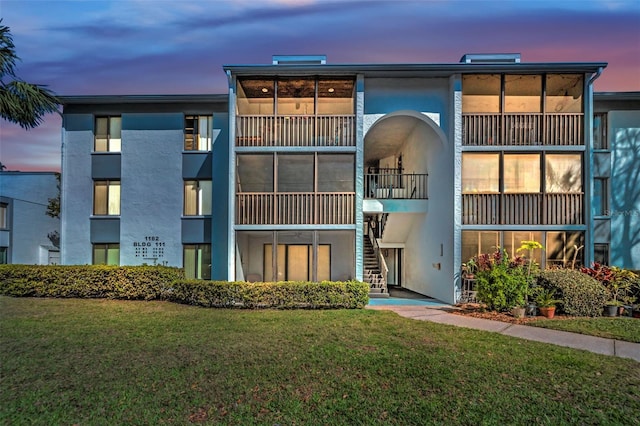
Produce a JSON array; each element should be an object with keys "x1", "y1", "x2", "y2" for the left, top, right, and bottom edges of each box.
[
  {"x1": 0, "y1": 247, "x2": 6, "y2": 264},
  {"x1": 317, "y1": 79, "x2": 355, "y2": 115},
  {"x1": 504, "y1": 75, "x2": 542, "y2": 113},
  {"x1": 593, "y1": 113, "x2": 608, "y2": 150},
  {"x1": 184, "y1": 180, "x2": 212, "y2": 215},
  {"x1": 93, "y1": 244, "x2": 119, "y2": 265},
  {"x1": 184, "y1": 244, "x2": 211, "y2": 279},
  {"x1": 546, "y1": 74, "x2": 583, "y2": 113},
  {"x1": 504, "y1": 154, "x2": 540, "y2": 193},
  {"x1": 236, "y1": 155, "x2": 273, "y2": 192},
  {"x1": 184, "y1": 115, "x2": 212, "y2": 151},
  {"x1": 461, "y1": 231, "x2": 500, "y2": 262},
  {"x1": 317, "y1": 154, "x2": 354, "y2": 192},
  {"x1": 277, "y1": 155, "x2": 313, "y2": 192},
  {"x1": 462, "y1": 153, "x2": 499, "y2": 193},
  {"x1": 594, "y1": 243, "x2": 610, "y2": 265},
  {"x1": 503, "y1": 231, "x2": 543, "y2": 264},
  {"x1": 237, "y1": 79, "x2": 275, "y2": 115},
  {"x1": 0, "y1": 203, "x2": 6, "y2": 229},
  {"x1": 545, "y1": 154, "x2": 582, "y2": 193},
  {"x1": 593, "y1": 178, "x2": 608, "y2": 216},
  {"x1": 93, "y1": 180, "x2": 120, "y2": 215},
  {"x1": 546, "y1": 231, "x2": 584, "y2": 268},
  {"x1": 462, "y1": 74, "x2": 501, "y2": 113},
  {"x1": 94, "y1": 116, "x2": 121, "y2": 152}
]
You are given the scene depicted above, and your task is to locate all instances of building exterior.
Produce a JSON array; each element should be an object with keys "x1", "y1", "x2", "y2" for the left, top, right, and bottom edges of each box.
[
  {"x1": 59, "y1": 54, "x2": 640, "y2": 303},
  {"x1": 0, "y1": 171, "x2": 60, "y2": 264}
]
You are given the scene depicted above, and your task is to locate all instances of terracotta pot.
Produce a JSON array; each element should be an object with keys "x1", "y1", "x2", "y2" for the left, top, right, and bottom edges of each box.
[
  {"x1": 539, "y1": 306, "x2": 556, "y2": 319},
  {"x1": 632, "y1": 309, "x2": 640, "y2": 319}
]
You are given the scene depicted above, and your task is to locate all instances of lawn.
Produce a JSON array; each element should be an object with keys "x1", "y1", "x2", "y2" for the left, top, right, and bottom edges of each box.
[
  {"x1": 532, "y1": 316, "x2": 640, "y2": 343},
  {"x1": 1, "y1": 297, "x2": 639, "y2": 425}
]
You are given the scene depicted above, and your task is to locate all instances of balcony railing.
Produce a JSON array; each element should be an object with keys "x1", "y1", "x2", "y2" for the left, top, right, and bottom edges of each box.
[
  {"x1": 462, "y1": 113, "x2": 583, "y2": 146},
  {"x1": 364, "y1": 173, "x2": 428, "y2": 199},
  {"x1": 236, "y1": 115, "x2": 355, "y2": 147},
  {"x1": 462, "y1": 193, "x2": 583, "y2": 225},
  {"x1": 236, "y1": 192, "x2": 354, "y2": 225}
]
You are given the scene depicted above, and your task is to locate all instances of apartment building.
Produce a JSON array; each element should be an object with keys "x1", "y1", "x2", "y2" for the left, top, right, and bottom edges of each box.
[
  {"x1": 59, "y1": 54, "x2": 640, "y2": 303},
  {"x1": 0, "y1": 171, "x2": 60, "y2": 264}
]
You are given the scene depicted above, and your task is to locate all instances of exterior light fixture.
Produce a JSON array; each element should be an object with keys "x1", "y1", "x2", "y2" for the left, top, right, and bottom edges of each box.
[
  {"x1": 261, "y1": 87, "x2": 268, "y2": 93},
  {"x1": 328, "y1": 88, "x2": 335, "y2": 93}
]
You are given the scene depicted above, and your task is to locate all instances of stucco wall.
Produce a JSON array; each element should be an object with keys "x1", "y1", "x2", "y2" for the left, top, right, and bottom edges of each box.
[
  {"x1": 0, "y1": 172, "x2": 60, "y2": 264},
  {"x1": 609, "y1": 110, "x2": 640, "y2": 269}
]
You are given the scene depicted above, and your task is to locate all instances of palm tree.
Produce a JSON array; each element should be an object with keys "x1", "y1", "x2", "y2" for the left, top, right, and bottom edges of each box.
[{"x1": 0, "y1": 20, "x2": 59, "y2": 129}]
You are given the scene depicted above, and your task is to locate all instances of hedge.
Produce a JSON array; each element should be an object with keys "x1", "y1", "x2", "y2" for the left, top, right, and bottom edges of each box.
[
  {"x1": 167, "y1": 280, "x2": 369, "y2": 309},
  {"x1": 537, "y1": 269, "x2": 608, "y2": 317},
  {"x1": 0, "y1": 265, "x2": 369, "y2": 309},
  {"x1": 0, "y1": 264, "x2": 183, "y2": 300}
]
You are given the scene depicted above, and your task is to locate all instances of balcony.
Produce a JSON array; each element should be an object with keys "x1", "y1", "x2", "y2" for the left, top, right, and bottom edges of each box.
[
  {"x1": 236, "y1": 115, "x2": 355, "y2": 147},
  {"x1": 462, "y1": 113, "x2": 583, "y2": 146},
  {"x1": 236, "y1": 192, "x2": 354, "y2": 225},
  {"x1": 462, "y1": 193, "x2": 583, "y2": 225},
  {"x1": 364, "y1": 172, "x2": 428, "y2": 199}
]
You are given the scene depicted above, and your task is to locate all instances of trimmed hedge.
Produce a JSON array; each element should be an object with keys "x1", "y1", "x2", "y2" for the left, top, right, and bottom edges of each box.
[
  {"x1": 0, "y1": 265, "x2": 369, "y2": 309},
  {"x1": 167, "y1": 280, "x2": 369, "y2": 309},
  {"x1": 0, "y1": 264, "x2": 183, "y2": 300},
  {"x1": 537, "y1": 269, "x2": 608, "y2": 317}
]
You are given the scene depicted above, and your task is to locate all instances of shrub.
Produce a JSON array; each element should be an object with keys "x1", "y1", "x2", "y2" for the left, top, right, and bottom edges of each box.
[
  {"x1": 167, "y1": 280, "x2": 369, "y2": 309},
  {"x1": 581, "y1": 263, "x2": 638, "y2": 305},
  {"x1": 537, "y1": 269, "x2": 608, "y2": 317},
  {"x1": 0, "y1": 264, "x2": 183, "y2": 300},
  {"x1": 474, "y1": 249, "x2": 529, "y2": 311}
]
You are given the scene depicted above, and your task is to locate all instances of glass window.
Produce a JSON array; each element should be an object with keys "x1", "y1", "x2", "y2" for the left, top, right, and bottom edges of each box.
[
  {"x1": 0, "y1": 203, "x2": 6, "y2": 229},
  {"x1": 462, "y1": 153, "x2": 499, "y2": 193},
  {"x1": 0, "y1": 247, "x2": 6, "y2": 264},
  {"x1": 317, "y1": 154, "x2": 354, "y2": 192},
  {"x1": 545, "y1": 154, "x2": 582, "y2": 193},
  {"x1": 184, "y1": 115, "x2": 212, "y2": 151},
  {"x1": 93, "y1": 244, "x2": 119, "y2": 265},
  {"x1": 237, "y1": 79, "x2": 274, "y2": 115},
  {"x1": 461, "y1": 231, "x2": 500, "y2": 262},
  {"x1": 504, "y1": 154, "x2": 540, "y2": 193},
  {"x1": 236, "y1": 154, "x2": 273, "y2": 192},
  {"x1": 505, "y1": 75, "x2": 541, "y2": 113},
  {"x1": 93, "y1": 181, "x2": 120, "y2": 215},
  {"x1": 546, "y1": 231, "x2": 584, "y2": 268},
  {"x1": 184, "y1": 180, "x2": 212, "y2": 216},
  {"x1": 94, "y1": 116, "x2": 121, "y2": 152},
  {"x1": 277, "y1": 78, "x2": 315, "y2": 115},
  {"x1": 462, "y1": 75, "x2": 501, "y2": 113},
  {"x1": 593, "y1": 113, "x2": 608, "y2": 150},
  {"x1": 184, "y1": 244, "x2": 211, "y2": 280},
  {"x1": 277, "y1": 154, "x2": 313, "y2": 192},
  {"x1": 546, "y1": 74, "x2": 583, "y2": 113},
  {"x1": 317, "y1": 79, "x2": 355, "y2": 115},
  {"x1": 503, "y1": 231, "x2": 543, "y2": 264},
  {"x1": 593, "y1": 178, "x2": 608, "y2": 216},
  {"x1": 594, "y1": 243, "x2": 610, "y2": 265}
]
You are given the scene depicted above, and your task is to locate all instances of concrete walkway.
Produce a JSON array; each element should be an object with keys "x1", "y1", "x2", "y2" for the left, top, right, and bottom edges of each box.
[{"x1": 367, "y1": 303, "x2": 640, "y2": 363}]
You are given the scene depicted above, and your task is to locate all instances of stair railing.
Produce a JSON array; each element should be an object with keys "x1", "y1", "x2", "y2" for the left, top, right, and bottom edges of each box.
[{"x1": 367, "y1": 226, "x2": 388, "y2": 289}]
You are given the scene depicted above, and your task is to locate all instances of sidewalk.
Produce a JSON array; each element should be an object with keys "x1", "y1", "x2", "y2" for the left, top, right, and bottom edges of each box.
[{"x1": 367, "y1": 303, "x2": 640, "y2": 363}]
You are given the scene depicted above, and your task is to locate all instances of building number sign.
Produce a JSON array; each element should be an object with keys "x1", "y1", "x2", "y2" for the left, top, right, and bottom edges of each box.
[{"x1": 133, "y1": 236, "x2": 166, "y2": 259}]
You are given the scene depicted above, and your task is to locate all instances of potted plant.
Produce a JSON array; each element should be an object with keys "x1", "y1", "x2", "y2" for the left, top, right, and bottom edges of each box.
[
  {"x1": 462, "y1": 258, "x2": 477, "y2": 280},
  {"x1": 535, "y1": 288, "x2": 561, "y2": 319},
  {"x1": 511, "y1": 305, "x2": 526, "y2": 318},
  {"x1": 603, "y1": 274, "x2": 631, "y2": 317}
]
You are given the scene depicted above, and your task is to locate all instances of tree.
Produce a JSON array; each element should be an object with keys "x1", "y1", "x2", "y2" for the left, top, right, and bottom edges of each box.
[{"x1": 0, "y1": 19, "x2": 59, "y2": 129}]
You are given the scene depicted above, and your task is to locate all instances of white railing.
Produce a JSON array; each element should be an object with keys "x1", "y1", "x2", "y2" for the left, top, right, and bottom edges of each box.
[
  {"x1": 462, "y1": 193, "x2": 583, "y2": 225},
  {"x1": 462, "y1": 113, "x2": 583, "y2": 146},
  {"x1": 236, "y1": 192, "x2": 354, "y2": 225},
  {"x1": 236, "y1": 115, "x2": 355, "y2": 147}
]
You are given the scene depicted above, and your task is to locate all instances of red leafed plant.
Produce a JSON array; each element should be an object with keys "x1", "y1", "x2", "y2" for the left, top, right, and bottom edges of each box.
[{"x1": 580, "y1": 262, "x2": 614, "y2": 285}]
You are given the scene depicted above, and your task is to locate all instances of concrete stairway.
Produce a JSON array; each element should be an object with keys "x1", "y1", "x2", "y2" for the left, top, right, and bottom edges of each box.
[{"x1": 363, "y1": 236, "x2": 388, "y2": 298}]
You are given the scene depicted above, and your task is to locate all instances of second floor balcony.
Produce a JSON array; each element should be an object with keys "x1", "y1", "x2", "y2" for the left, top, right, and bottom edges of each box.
[
  {"x1": 364, "y1": 171, "x2": 428, "y2": 199},
  {"x1": 462, "y1": 113, "x2": 584, "y2": 146},
  {"x1": 236, "y1": 115, "x2": 355, "y2": 147}
]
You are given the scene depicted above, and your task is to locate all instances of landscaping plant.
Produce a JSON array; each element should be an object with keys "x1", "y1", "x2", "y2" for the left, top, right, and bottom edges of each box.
[
  {"x1": 537, "y1": 269, "x2": 608, "y2": 317},
  {"x1": 473, "y1": 248, "x2": 529, "y2": 312}
]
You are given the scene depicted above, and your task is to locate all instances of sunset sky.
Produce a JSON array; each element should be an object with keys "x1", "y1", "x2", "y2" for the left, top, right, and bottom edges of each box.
[{"x1": 1, "y1": 0, "x2": 639, "y2": 172}]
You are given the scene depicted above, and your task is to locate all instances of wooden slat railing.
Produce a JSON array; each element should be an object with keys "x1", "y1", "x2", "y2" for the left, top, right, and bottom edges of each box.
[
  {"x1": 462, "y1": 193, "x2": 583, "y2": 225},
  {"x1": 236, "y1": 115, "x2": 355, "y2": 147},
  {"x1": 462, "y1": 113, "x2": 583, "y2": 146},
  {"x1": 236, "y1": 192, "x2": 354, "y2": 225}
]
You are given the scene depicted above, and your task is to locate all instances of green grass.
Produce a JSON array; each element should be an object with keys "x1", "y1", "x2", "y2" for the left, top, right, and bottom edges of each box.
[
  {"x1": 532, "y1": 316, "x2": 640, "y2": 343},
  {"x1": 1, "y1": 297, "x2": 639, "y2": 425}
]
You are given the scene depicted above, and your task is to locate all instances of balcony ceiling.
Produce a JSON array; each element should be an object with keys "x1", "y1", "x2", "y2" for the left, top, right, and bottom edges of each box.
[{"x1": 364, "y1": 115, "x2": 421, "y2": 165}]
